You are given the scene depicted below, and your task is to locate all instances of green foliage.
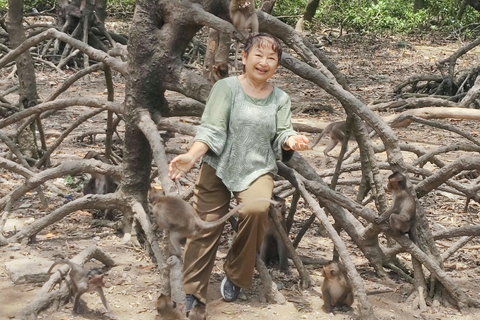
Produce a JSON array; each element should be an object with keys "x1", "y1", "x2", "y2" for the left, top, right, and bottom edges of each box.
[
  {"x1": 273, "y1": 0, "x2": 308, "y2": 24},
  {"x1": 315, "y1": 0, "x2": 480, "y2": 34},
  {"x1": 24, "y1": 0, "x2": 56, "y2": 12},
  {"x1": 108, "y1": 0, "x2": 135, "y2": 17}
]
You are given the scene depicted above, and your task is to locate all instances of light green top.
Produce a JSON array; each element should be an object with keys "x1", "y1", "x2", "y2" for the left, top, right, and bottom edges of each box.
[{"x1": 195, "y1": 76, "x2": 297, "y2": 192}]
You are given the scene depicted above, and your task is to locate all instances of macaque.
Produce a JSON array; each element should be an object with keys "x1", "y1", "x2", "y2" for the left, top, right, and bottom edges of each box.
[
  {"x1": 188, "y1": 302, "x2": 206, "y2": 320},
  {"x1": 155, "y1": 294, "x2": 184, "y2": 320},
  {"x1": 374, "y1": 171, "x2": 418, "y2": 242},
  {"x1": 108, "y1": 43, "x2": 128, "y2": 61},
  {"x1": 310, "y1": 120, "x2": 373, "y2": 157},
  {"x1": 229, "y1": 0, "x2": 259, "y2": 71},
  {"x1": 48, "y1": 260, "x2": 115, "y2": 317},
  {"x1": 229, "y1": 0, "x2": 259, "y2": 39},
  {"x1": 149, "y1": 187, "x2": 277, "y2": 256},
  {"x1": 321, "y1": 260, "x2": 354, "y2": 313},
  {"x1": 209, "y1": 62, "x2": 229, "y2": 84},
  {"x1": 259, "y1": 195, "x2": 289, "y2": 273},
  {"x1": 83, "y1": 151, "x2": 118, "y2": 195}
]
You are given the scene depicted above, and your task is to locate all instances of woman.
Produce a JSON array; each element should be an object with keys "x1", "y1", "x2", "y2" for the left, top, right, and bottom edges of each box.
[{"x1": 168, "y1": 33, "x2": 309, "y2": 313}]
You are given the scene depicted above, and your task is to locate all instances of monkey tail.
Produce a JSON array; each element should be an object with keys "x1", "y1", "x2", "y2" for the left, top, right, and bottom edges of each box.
[
  {"x1": 198, "y1": 198, "x2": 279, "y2": 230},
  {"x1": 310, "y1": 124, "x2": 332, "y2": 149},
  {"x1": 48, "y1": 260, "x2": 71, "y2": 273}
]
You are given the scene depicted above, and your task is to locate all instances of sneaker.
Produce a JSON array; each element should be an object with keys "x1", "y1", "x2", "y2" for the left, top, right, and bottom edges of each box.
[{"x1": 220, "y1": 275, "x2": 241, "y2": 302}]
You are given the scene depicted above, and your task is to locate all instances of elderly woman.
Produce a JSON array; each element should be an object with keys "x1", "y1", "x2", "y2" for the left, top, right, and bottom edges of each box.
[{"x1": 168, "y1": 33, "x2": 309, "y2": 314}]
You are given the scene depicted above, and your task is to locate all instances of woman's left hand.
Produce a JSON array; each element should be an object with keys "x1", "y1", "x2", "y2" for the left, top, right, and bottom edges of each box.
[{"x1": 284, "y1": 135, "x2": 310, "y2": 151}]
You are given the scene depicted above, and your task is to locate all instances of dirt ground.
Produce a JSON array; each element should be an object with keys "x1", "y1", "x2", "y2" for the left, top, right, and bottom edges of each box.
[{"x1": 1, "y1": 32, "x2": 480, "y2": 320}]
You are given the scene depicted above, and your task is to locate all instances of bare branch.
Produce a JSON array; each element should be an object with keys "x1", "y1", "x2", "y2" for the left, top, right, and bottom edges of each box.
[{"x1": 0, "y1": 98, "x2": 123, "y2": 129}]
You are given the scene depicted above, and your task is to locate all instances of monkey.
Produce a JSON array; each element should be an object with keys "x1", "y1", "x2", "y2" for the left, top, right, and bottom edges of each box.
[
  {"x1": 259, "y1": 195, "x2": 289, "y2": 273},
  {"x1": 209, "y1": 62, "x2": 229, "y2": 84},
  {"x1": 374, "y1": 171, "x2": 418, "y2": 242},
  {"x1": 310, "y1": 120, "x2": 373, "y2": 157},
  {"x1": 229, "y1": 0, "x2": 259, "y2": 39},
  {"x1": 149, "y1": 187, "x2": 277, "y2": 256},
  {"x1": 229, "y1": 0, "x2": 259, "y2": 71},
  {"x1": 48, "y1": 260, "x2": 115, "y2": 317},
  {"x1": 188, "y1": 302, "x2": 206, "y2": 320},
  {"x1": 321, "y1": 260, "x2": 354, "y2": 313},
  {"x1": 155, "y1": 294, "x2": 185, "y2": 320},
  {"x1": 108, "y1": 43, "x2": 128, "y2": 61},
  {"x1": 83, "y1": 151, "x2": 118, "y2": 195}
]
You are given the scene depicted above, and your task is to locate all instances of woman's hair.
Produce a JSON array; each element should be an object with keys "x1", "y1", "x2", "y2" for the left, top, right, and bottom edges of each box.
[{"x1": 244, "y1": 33, "x2": 283, "y2": 61}]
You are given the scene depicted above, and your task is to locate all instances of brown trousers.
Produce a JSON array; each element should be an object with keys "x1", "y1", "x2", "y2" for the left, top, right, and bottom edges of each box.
[{"x1": 183, "y1": 163, "x2": 274, "y2": 304}]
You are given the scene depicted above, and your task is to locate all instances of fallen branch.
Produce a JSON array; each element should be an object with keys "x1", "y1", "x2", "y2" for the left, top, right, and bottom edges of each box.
[
  {"x1": 0, "y1": 98, "x2": 123, "y2": 129},
  {"x1": 7, "y1": 193, "x2": 125, "y2": 244},
  {"x1": 0, "y1": 158, "x2": 121, "y2": 211},
  {"x1": 0, "y1": 28, "x2": 127, "y2": 74},
  {"x1": 384, "y1": 107, "x2": 480, "y2": 127}
]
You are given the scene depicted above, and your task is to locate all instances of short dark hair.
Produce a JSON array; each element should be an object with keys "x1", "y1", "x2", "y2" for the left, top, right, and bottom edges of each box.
[{"x1": 244, "y1": 33, "x2": 282, "y2": 61}]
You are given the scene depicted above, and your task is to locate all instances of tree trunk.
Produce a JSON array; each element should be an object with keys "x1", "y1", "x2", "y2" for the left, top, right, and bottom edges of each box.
[
  {"x1": 6, "y1": 0, "x2": 39, "y2": 161},
  {"x1": 260, "y1": 0, "x2": 276, "y2": 14},
  {"x1": 414, "y1": 0, "x2": 425, "y2": 12},
  {"x1": 303, "y1": 0, "x2": 320, "y2": 21},
  {"x1": 465, "y1": 0, "x2": 480, "y2": 11},
  {"x1": 295, "y1": 0, "x2": 321, "y2": 32}
]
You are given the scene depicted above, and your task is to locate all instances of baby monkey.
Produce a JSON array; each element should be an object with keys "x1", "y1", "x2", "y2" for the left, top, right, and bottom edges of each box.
[
  {"x1": 209, "y1": 62, "x2": 229, "y2": 84},
  {"x1": 149, "y1": 187, "x2": 277, "y2": 256},
  {"x1": 48, "y1": 260, "x2": 115, "y2": 318},
  {"x1": 82, "y1": 151, "x2": 117, "y2": 195},
  {"x1": 155, "y1": 294, "x2": 185, "y2": 320},
  {"x1": 374, "y1": 171, "x2": 418, "y2": 242},
  {"x1": 321, "y1": 260, "x2": 354, "y2": 313}
]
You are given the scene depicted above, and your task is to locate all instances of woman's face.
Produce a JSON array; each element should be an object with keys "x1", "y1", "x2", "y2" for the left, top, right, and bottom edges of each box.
[{"x1": 241, "y1": 43, "x2": 279, "y2": 83}]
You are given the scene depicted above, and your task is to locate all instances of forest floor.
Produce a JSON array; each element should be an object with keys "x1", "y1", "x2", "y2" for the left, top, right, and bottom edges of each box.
[{"x1": 1, "y1": 30, "x2": 480, "y2": 320}]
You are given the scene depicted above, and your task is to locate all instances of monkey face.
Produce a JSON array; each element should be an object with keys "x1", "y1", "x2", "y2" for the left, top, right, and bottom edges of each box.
[{"x1": 88, "y1": 274, "x2": 105, "y2": 287}]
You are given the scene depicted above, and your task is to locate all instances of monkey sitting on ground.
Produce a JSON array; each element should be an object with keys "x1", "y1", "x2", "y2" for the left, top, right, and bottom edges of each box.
[
  {"x1": 48, "y1": 260, "x2": 115, "y2": 318},
  {"x1": 149, "y1": 187, "x2": 277, "y2": 256},
  {"x1": 310, "y1": 120, "x2": 373, "y2": 157},
  {"x1": 209, "y1": 62, "x2": 229, "y2": 84},
  {"x1": 259, "y1": 195, "x2": 289, "y2": 273},
  {"x1": 374, "y1": 171, "x2": 418, "y2": 242},
  {"x1": 321, "y1": 260, "x2": 354, "y2": 313},
  {"x1": 155, "y1": 294, "x2": 185, "y2": 320},
  {"x1": 82, "y1": 151, "x2": 118, "y2": 195}
]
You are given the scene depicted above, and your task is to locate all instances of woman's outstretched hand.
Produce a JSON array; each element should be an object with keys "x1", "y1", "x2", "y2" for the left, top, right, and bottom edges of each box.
[
  {"x1": 168, "y1": 141, "x2": 210, "y2": 179},
  {"x1": 284, "y1": 135, "x2": 310, "y2": 151}
]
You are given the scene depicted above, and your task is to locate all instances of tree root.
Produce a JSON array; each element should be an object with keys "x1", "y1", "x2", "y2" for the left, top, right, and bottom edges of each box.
[{"x1": 256, "y1": 255, "x2": 286, "y2": 304}]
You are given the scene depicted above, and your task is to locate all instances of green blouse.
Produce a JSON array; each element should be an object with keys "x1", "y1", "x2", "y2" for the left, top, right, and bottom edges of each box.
[{"x1": 194, "y1": 76, "x2": 297, "y2": 192}]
